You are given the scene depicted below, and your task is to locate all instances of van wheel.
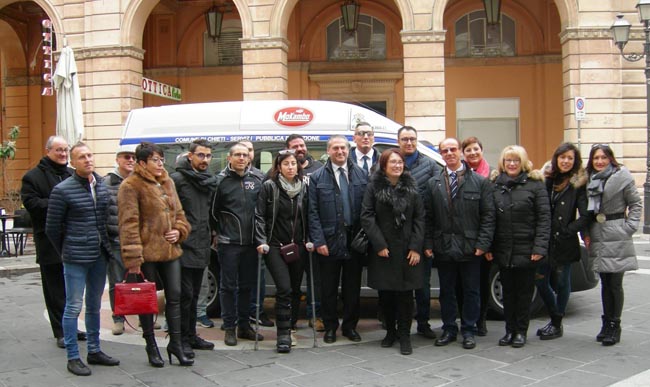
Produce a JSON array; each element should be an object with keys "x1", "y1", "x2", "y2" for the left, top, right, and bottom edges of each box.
[
  {"x1": 205, "y1": 251, "x2": 221, "y2": 318},
  {"x1": 487, "y1": 265, "x2": 544, "y2": 318}
]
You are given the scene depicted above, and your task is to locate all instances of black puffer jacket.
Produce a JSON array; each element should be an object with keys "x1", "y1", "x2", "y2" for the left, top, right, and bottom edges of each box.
[
  {"x1": 361, "y1": 171, "x2": 424, "y2": 291},
  {"x1": 46, "y1": 172, "x2": 111, "y2": 263},
  {"x1": 105, "y1": 169, "x2": 127, "y2": 250},
  {"x1": 424, "y1": 164, "x2": 495, "y2": 262},
  {"x1": 489, "y1": 170, "x2": 551, "y2": 268},
  {"x1": 405, "y1": 151, "x2": 441, "y2": 196},
  {"x1": 171, "y1": 158, "x2": 220, "y2": 268},
  {"x1": 543, "y1": 164, "x2": 590, "y2": 265},
  {"x1": 20, "y1": 157, "x2": 73, "y2": 264}
]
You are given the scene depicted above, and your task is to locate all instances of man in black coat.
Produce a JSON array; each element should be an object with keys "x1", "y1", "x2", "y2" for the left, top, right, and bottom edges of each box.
[
  {"x1": 349, "y1": 122, "x2": 379, "y2": 176},
  {"x1": 308, "y1": 135, "x2": 368, "y2": 343},
  {"x1": 424, "y1": 138, "x2": 495, "y2": 350},
  {"x1": 20, "y1": 135, "x2": 86, "y2": 349},
  {"x1": 172, "y1": 139, "x2": 219, "y2": 355},
  {"x1": 397, "y1": 126, "x2": 440, "y2": 339}
]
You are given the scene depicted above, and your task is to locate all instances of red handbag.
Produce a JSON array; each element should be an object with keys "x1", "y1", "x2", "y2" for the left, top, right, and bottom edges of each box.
[{"x1": 114, "y1": 273, "x2": 159, "y2": 315}]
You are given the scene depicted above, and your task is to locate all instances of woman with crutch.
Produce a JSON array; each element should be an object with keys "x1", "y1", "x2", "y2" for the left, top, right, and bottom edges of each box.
[{"x1": 255, "y1": 149, "x2": 312, "y2": 353}]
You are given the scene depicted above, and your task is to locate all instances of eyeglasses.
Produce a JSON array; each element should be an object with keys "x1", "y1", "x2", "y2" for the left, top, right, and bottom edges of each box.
[
  {"x1": 120, "y1": 154, "x2": 136, "y2": 161},
  {"x1": 591, "y1": 143, "x2": 610, "y2": 149},
  {"x1": 193, "y1": 152, "x2": 213, "y2": 160},
  {"x1": 355, "y1": 130, "x2": 374, "y2": 137},
  {"x1": 388, "y1": 160, "x2": 404, "y2": 166},
  {"x1": 399, "y1": 137, "x2": 417, "y2": 143},
  {"x1": 278, "y1": 149, "x2": 296, "y2": 155},
  {"x1": 440, "y1": 147, "x2": 458, "y2": 155},
  {"x1": 50, "y1": 147, "x2": 69, "y2": 153},
  {"x1": 231, "y1": 152, "x2": 249, "y2": 158},
  {"x1": 504, "y1": 159, "x2": 521, "y2": 164},
  {"x1": 149, "y1": 157, "x2": 165, "y2": 165}
]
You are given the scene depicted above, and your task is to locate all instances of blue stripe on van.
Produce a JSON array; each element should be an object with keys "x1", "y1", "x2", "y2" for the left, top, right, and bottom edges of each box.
[{"x1": 120, "y1": 135, "x2": 400, "y2": 146}]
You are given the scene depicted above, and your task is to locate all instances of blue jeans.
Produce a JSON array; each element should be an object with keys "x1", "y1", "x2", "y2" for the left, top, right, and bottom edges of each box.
[
  {"x1": 218, "y1": 244, "x2": 257, "y2": 329},
  {"x1": 196, "y1": 267, "x2": 209, "y2": 318},
  {"x1": 414, "y1": 258, "x2": 432, "y2": 326},
  {"x1": 437, "y1": 260, "x2": 481, "y2": 336},
  {"x1": 535, "y1": 262, "x2": 572, "y2": 316},
  {"x1": 63, "y1": 258, "x2": 107, "y2": 360}
]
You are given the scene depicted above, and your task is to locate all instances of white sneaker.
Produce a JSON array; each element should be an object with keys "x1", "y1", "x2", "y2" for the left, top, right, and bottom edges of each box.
[
  {"x1": 291, "y1": 332, "x2": 297, "y2": 347},
  {"x1": 112, "y1": 321, "x2": 124, "y2": 336}
]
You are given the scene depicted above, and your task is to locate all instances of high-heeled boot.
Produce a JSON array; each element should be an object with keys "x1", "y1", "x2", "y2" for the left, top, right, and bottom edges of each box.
[
  {"x1": 602, "y1": 318, "x2": 621, "y2": 346},
  {"x1": 166, "y1": 308, "x2": 194, "y2": 365},
  {"x1": 596, "y1": 315, "x2": 608, "y2": 342},
  {"x1": 144, "y1": 334, "x2": 164, "y2": 368},
  {"x1": 276, "y1": 305, "x2": 292, "y2": 353},
  {"x1": 397, "y1": 292, "x2": 414, "y2": 355}
]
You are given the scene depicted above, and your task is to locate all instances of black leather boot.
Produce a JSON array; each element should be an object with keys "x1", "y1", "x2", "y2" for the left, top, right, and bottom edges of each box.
[
  {"x1": 276, "y1": 305, "x2": 292, "y2": 353},
  {"x1": 602, "y1": 318, "x2": 621, "y2": 346},
  {"x1": 596, "y1": 315, "x2": 608, "y2": 342},
  {"x1": 144, "y1": 334, "x2": 164, "y2": 368},
  {"x1": 167, "y1": 309, "x2": 194, "y2": 366}
]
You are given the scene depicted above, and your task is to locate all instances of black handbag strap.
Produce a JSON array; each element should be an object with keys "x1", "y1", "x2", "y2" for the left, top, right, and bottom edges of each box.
[{"x1": 288, "y1": 198, "x2": 300, "y2": 244}]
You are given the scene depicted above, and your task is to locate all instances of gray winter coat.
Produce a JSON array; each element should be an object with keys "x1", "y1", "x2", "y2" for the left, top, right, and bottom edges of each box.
[{"x1": 588, "y1": 167, "x2": 641, "y2": 273}]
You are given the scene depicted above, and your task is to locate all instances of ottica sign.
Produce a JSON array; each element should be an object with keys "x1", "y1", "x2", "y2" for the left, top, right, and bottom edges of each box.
[{"x1": 142, "y1": 77, "x2": 182, "y2": 101}]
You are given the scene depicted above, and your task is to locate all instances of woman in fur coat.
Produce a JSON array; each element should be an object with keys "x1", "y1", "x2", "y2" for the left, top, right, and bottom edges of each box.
[
  {"x1": 535, "y1": 143, "x2": 589, "y2": 340},
  {"x1": 118, "y1": 142, "x2": 192, "y2": 367},
  {"x1": 361, "y1": 149, "x2": 424, "y2": 355}
]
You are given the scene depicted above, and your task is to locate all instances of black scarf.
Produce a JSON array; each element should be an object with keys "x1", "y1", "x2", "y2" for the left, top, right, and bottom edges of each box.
[
  {"x1": 372, "y1": 171, "x2": 417, "y2": 228},
  {"x1": 175, "y1": 158, "x2": 219, "y2": 193}
]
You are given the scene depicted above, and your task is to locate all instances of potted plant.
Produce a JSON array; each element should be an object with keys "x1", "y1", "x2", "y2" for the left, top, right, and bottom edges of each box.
[{"x1": 0, "y1": 125, "x2": 21, "y2": 214}]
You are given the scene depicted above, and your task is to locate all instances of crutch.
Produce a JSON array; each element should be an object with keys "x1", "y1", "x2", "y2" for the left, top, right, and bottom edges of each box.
[
  {"x1": 306, "y1": 242, "x2": 318, "y2": 348},
  {"x1": 255, "y1": 244, "x2": 269, "y2": 351}
]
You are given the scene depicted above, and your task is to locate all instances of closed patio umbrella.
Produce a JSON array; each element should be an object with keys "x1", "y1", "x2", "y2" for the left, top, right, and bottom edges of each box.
[{"x1": 53, "y1": 46, "x2": 84, "y2": 145}]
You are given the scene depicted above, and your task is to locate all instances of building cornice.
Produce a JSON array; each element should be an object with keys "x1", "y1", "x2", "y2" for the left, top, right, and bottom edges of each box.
[
  {"x1": 559, "y1": 27, "x2": 611, "y2": 43},
  {"x1": 240, "y1": 37, "x2": 289, "y2": 51},
  {"x1": 400, "y1": 30, "x2": 447, "y2": 43},
  {"x1": 65, "y1": 45, "x2": 146, "y2": 61}
]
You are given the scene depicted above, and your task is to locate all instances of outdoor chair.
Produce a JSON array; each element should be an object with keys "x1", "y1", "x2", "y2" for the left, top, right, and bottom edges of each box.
[{"x1": 5, "y1": 209, "x2": 33, "y2": 256}]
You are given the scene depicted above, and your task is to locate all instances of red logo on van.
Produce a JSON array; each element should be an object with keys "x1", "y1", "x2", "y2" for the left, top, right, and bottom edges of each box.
[{"x1": 274, "y1": 107, "x2": 313, "y2": 127}]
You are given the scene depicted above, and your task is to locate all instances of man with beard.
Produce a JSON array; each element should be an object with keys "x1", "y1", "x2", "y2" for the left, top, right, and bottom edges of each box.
[
  {"x1": 21, "y1": 136, "x2": 86, "y2": 349},
  {"x1": 286, "y1": 133, "x2": 325, "y2": 331},
  {"x1": 349, "y1": 122, "x2": 379, "y2": 175},
  {"x1": 171, "y1": 139, "x2": 219, "y2": 356},
  {"x1": 105, "y1": 144, "x2": 136, "y2": 335}
]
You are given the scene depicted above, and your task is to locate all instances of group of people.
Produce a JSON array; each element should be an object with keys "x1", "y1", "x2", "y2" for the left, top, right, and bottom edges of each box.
[{"x1": 19, "y1": 123, "x2": 641, "y2": 375}]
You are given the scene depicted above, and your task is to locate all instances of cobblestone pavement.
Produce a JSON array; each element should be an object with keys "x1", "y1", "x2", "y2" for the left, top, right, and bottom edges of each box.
[{"x1": 0, "y1": 236, "x2": 649, "y2": 386}]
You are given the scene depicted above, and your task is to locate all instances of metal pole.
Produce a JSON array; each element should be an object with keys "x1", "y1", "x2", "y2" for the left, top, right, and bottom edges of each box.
[{"x1": 643, "y1": 20, "x2": 650, "y2": 234}]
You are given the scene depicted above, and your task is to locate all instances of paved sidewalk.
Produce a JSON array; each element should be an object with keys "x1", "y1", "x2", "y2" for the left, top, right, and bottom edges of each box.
[{"x1": 1, "y1": 238, "x2": 650, "y2": 386}]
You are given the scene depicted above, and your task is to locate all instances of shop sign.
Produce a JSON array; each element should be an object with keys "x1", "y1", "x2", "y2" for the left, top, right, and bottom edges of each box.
[{"x1": 142, "y1": 77, "x2": 182, "y2": 101}]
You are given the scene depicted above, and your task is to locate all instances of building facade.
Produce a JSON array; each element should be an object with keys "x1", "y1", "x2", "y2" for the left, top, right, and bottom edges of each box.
[{"x1": 0, "y1": 0, "x2": 644, "y2": 193}]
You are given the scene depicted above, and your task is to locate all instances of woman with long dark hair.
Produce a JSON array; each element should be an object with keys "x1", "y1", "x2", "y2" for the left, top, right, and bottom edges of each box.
[
  {"x1": 118, "y1": 142, "x2": 193, "y2": 367},
  {"x1": 535, "y1": 142, "x2": 589, "y2": 340},
  {"x1": 486, "y1": 145, "x2": 551, "y2": 348},
  {"x1": 361, "y1": 149, "x2": 424, "y2": 355},
  {"x1": 255, "y1": 150, "x2": 311, "y2": 353},
  {"x1": 584, "y1": 144, "x2": 641, "y2": 346}
]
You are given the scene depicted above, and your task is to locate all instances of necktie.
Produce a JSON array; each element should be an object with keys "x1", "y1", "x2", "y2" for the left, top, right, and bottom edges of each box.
[
  {"x1": 362, "y1": 155, "x2": 369, "y2": 174},
  {"x1": 450, "y1": 171, "x2": 458, "y2": 200},
  {"x1": 338, "y1": 167, "x2": 353, "y2": 225}
]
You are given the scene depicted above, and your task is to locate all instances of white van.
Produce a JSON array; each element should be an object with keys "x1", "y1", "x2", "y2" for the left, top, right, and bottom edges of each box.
[{"x1": 120, "y1": 99, "x2": 444, "y2": 172}]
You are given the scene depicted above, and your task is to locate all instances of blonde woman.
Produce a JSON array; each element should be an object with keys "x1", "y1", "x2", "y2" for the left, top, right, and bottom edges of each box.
[{"x1": 486, "y1": 145, "x2": 551, "y2": 348}]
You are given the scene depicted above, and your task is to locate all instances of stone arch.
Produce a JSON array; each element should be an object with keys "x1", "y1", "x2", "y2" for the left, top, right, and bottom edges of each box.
[
  {"x1": 0, "y1": 0, "x2": 62, "y2": 42},
  {"x1": 271, "y1": 0, "x2": 412, "y2": 38},
  {"x1": 0, "y1": 20, "x2": 26, "y2": 69},
  {"x1": 121, "y1": 0, "x2": 159, "y2": 48},
  {"x1": 433, "y1": 0, "x2": 579, "y2": 32}
]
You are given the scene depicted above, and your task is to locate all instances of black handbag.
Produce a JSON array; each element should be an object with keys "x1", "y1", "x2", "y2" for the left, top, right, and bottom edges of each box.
[{"x1": 350, "y1": 228, "x2": 368, "y2": 254}]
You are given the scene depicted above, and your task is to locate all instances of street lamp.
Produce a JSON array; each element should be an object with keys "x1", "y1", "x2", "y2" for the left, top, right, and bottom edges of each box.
[
  {"x1": 341, "y1": 0, "x2": 361, "y2": 32},
  {"x1": 205, "y1": 3, "x2": 224, "y2": 41},
  {"x1": 611, "y1": 0, "x2": 650, "y2": 233},
  {"x1": 483, "y1": 0, "x2": 501, "y2": 25}
]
